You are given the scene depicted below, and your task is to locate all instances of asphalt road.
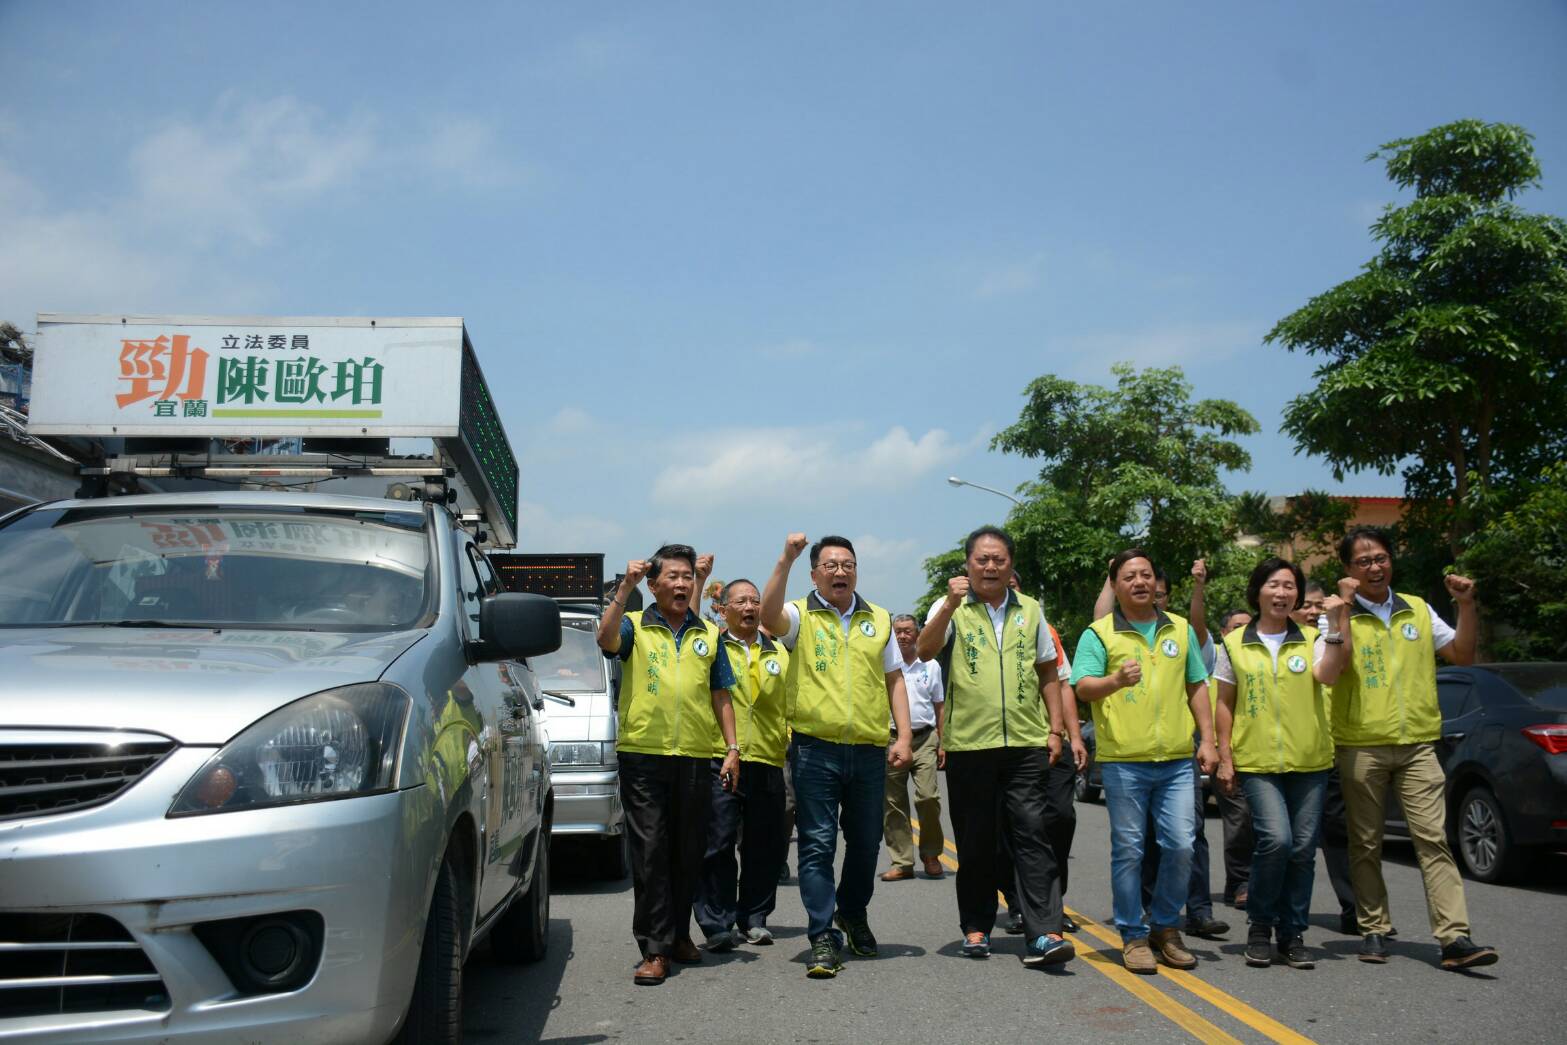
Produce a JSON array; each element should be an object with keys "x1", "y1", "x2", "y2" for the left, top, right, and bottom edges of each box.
[{"x1": 463, "y1": 778, "x2": 1567, "y2": 1045}]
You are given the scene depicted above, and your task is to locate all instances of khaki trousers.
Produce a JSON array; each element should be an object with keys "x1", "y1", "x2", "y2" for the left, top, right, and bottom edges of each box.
[
  {"x1": 1337, "y1": 743, "x2": 1469, "y2": 944},
  {"x1": 883, "y1": 727, "x2": 943, "y2": 869}
]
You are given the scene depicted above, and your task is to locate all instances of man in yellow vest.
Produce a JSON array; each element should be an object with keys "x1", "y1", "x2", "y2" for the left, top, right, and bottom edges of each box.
[
  {"x1": 761, "y1": 533, "x2": 914, "y2": 979},
  {"x1": 597, "y1": 545, "x2": 741, "y2": 986},
  {"x1": 918, "y1": 526, "x2": 1074, "y2": 966},
  {"x1": 693, "y1": 579, "x2": 792, "y2": 950},
  {"x1": 1332, "y1": 527, "x2": 1497, "y2": 970},
  {"x1": 1073, "y1": 549, "x2": 1218, "y2": 974}
]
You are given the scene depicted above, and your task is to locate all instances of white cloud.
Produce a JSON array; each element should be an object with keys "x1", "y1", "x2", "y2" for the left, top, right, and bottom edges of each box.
[
  {"x1": 514, "y1": 499, "x2": 625, "y2": 551},
  {"x1": 649, "y1": 424, "x2": 975, "y2": 510},
  {"x1": 847, "y1": 533, "x2": 925, "y2": 610},
  {"x1": 1062, "y1": 321, "x2": 1262, "y2": 374},
  {"x1": 973, "y1": 252, "x2": 1046, "y2": 299}
]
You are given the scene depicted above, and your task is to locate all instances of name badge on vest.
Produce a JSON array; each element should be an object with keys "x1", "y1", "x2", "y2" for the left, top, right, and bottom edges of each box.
[
  {"x1": 859, "y1": 620, "x2": 877, "y2": 638},
  {"x1": 1160, "y1": 638, "x2": 1180, "y2": 659},
  {"x1": 1287, "y1": 655, "x2": 1307, "y2": 674},
  {"x1": 1400, "y1": 622, "x2": 1419, "y2": 641},
  {"x1": 693, "y1": 638, "x2": 710, "y2": 656},
  {"x1": 764, "y1": 657, "x2": 781, "y2": 676}
]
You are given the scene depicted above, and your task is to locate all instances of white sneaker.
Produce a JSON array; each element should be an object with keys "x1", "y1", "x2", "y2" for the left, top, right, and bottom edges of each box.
[{"x1": 744, "y1": 926, "x2": 774, "y2": 945}]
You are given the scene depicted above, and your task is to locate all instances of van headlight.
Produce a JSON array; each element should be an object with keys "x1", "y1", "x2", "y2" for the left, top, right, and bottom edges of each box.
[
  {"x1": 170, "y1": 684, "x2": 411, "y2": 816},
  {"x1": 549, "y1": 741, "x2": 615, "y2": 766}
]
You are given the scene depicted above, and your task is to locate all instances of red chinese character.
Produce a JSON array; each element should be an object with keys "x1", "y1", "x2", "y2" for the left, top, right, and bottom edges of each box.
[{"x1": 116, "y1": 334, "x2": 211, "y2": 408}]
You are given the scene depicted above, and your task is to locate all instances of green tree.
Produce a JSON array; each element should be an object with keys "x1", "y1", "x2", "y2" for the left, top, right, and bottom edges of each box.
[
  {"x1": 1456, "y1": 462, "x2": 1567, "y2": 660},
  {"x1": 918, "y1": 363, "x2": 1260, "y2": 646},
  {"x1": 1267, "y1": 120, "x2": 1567, "y2": 554}
]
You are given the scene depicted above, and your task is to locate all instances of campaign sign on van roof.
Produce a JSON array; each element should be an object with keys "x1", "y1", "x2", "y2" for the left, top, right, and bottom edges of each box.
[{"x1": 28, "y1": 315, "x2": 465, "y2": 438}]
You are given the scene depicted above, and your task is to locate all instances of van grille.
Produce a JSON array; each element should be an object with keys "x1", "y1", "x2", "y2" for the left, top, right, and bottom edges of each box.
[
  {"x1": 0, "y1": 730, "x2": 175, "y2": 821},
  {"x1": 0, "y1": 912, "x2": 170, "y2": 1018}
]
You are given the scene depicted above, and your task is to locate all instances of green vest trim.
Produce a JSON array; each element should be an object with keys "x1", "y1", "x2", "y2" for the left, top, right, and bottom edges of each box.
[
  {"x1": 943, "y1": 591, "x2": 1052, "y2": 751},
  {"x1": 617, "y1": 610, "x2": 723, "y2": 758}
]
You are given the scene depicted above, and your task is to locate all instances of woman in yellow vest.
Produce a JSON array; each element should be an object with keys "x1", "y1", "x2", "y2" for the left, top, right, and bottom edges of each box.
[
  {"x1": 1213, "y1": 558, "x2": 1351, "y2": 970},
  {"x1": 597, "y1": 546, "x2": 740, "y2": 987}
]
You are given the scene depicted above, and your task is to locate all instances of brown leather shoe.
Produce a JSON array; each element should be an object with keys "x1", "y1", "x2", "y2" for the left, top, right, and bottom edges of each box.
[
  {"x1": 880, "y1": 866, "x2": 915, "y2": 882},
  {"x1": 671, "y1": 937, "x2": 702, "y2": 964},
  {"x1": 1149, "y1": 927, "x2": 1198, "y2": 969},
  {"x1": 1123, "y1": 937, "x2": 1157, "y2": 974},
  {"x1": 922, "y1": 856, "x2": 945, "y2": 878},
  {"x1": 633, "y1": 954, "x2": 669, "y2": 985}
]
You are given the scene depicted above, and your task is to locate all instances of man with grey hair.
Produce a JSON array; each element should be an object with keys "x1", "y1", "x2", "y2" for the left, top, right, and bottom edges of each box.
[{"x1": 880, "y1": 613, "x2": 946, "y2": 881}]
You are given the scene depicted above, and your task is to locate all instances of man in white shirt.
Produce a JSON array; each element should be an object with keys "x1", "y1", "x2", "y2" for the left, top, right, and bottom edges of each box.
[{"x1": 881, "y1": 614, "x2": 946, "y2": 881}]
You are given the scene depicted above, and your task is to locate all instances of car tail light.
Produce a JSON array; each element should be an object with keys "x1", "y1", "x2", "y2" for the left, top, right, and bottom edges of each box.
[{"x1": 1522, "y1": 724, "x2": 1567, "y2": 755}]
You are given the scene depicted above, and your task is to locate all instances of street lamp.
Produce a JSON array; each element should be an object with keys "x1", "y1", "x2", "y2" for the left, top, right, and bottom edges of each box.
[{"x1": 946, "y1": 475, "x2": 1022, "y2": 507}]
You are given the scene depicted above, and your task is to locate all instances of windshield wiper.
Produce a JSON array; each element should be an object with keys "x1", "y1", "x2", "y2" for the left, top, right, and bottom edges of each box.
[
  {"x1": 542, "y1": 689, "x2": 578, "y2": 708},
  {"x1": 46, "y1": 620, "x2": 223, "y2": 630}
]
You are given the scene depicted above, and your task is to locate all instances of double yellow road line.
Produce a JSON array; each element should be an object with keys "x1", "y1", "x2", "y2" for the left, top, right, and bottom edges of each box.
[{"x1": 910, "y1": 819, "x2": 1316, "y2": 1045}]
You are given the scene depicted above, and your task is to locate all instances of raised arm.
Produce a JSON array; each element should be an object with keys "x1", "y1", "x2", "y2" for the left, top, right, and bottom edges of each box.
[
  {"x1": 597, "y1": 559, "x2": 648, "y2": 652},
  {"x1": 761, "y1": 533, "x2": 808, "y2": 638},
  {"x1": 917, "y1": 575, "x2": 969, "y2": 662},
  {"x1": 1313, "y1": 578, "x2": 1356, "y2": 685},
  {"x1": 1440, "y1": 574, "x2": 1479, "y2": 666},
  {"x1": 1189, "y1": 559, "x2": 1210, "y2": 648}
]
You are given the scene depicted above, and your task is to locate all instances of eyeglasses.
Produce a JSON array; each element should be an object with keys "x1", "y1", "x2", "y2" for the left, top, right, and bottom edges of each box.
[
  {"x1": 815, "y1": 561, "x2": 857, "y2": 575},
  {"x1": 1352, "y1": 554, "x2": 1391, "y2": 569}
]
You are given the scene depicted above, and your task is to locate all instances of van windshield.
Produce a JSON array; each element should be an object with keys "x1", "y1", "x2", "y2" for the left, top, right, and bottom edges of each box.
[
  {"x1": 0, "y1": 506, "x2": 430, "y2": 631},
  {"x1": 531, "y1": 620, "x2": 608, "y2": 693}
]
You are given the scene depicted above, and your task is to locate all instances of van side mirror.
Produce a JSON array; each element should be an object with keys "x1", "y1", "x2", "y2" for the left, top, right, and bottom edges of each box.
[{"x1": 478, "y1": 593, "x2": 561, "y2": 661}]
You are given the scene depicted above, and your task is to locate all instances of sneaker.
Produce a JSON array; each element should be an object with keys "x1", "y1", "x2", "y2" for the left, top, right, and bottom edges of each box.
[
  {"x1": 1148, "y1": 927, "x2": 1197, "y2": 970},
  {"x1": 833, "y1": 912, "x2": 879, "y2": 957},
  {"x1": 961, "y1": 931, "x2": 991, "y2": 958},
  {"x1": 1281, "y1": 936, "x2": 1315, "y2": 969},
  {"x1": 1004, "y1": 909, "x2": 1025, "y2": 935},
  {"x1": 1185, "y1": 914, "x2": 1230, "y2": 939},
  {"x1": 1061, "y1": 913, "x2": 1079, "y2": 934},
  {"x1": 1358, "y1": 933, "x2": 1389, "y2": 964},
  {"x1": 1439, "y1": 936, "x2": 1498, "y2": 971},
  {"x1": 1245, "y1": 926, "x2": 1272, "y2": 967},
  {"x1": 704, "y1": 928, "x2": 737, "y2": 953},
  {"x1": 806, "y1": 934, "x2": 843, "y2": 978},
  {"x1": 1122, "y1": 937, "x2": 1158, "y2": 975},
  {"x1": 1024, "y1": 933, "x2": 1076, "y2": 967},
  {"x1": 744, "y1": 925, "x2": 774, "y2": 946}
]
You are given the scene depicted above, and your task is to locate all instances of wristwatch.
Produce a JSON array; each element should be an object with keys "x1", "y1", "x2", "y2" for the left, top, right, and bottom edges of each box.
[{"x1": 726, "y1": 744, "x2": 740, "y2": 754}]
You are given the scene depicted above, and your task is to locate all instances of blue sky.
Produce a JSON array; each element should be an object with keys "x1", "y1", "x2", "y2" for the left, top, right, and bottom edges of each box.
[{"x1": 3, "y1": 2, "x2": 1564, "y2": 612}]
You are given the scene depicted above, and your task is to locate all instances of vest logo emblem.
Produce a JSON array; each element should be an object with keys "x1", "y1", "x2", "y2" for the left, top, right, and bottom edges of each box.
[
  {"x1": 1012, "y1": 611, "x2": 1025, "y2": 628},
  {"x1": 693, "y1": 638, "x2": 710, "y2": 656},
  {"x1": 859, "y1": 620, "x2": 877, "y2": 637},
  {"x1": 1287, "y1": 655, "x2": 1307, "y2": 674},
  {"x1": 764, "y1": 657, "x2": 781, "y2": 676},
  {"x1": 1400, "y1": 622, "x2": 1419, "y2": 641},
  {"x1": 1160, "y1": 638, "x2": 1180, "y2": 658}
]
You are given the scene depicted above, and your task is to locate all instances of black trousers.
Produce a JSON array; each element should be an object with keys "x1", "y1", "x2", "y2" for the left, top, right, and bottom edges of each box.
[
  {"x1": 999, "y1": 753, "x2": 1077, "y2": 908},
  {"x1": 693, "y1": 759, "x2": 788, "y2": 936},
  {"x1": 1214, "y1": 781, "x2": 1254, "y2": 901},
  {"x1": 619, "y1": 752, "x2": 711, "y2": 957},
  {"x1": 947, "y1": 746, "x2": 1063, "y2": 938},
  {"x1": 1319, "y1": 766, "x2": 1356, "y2": 918}
]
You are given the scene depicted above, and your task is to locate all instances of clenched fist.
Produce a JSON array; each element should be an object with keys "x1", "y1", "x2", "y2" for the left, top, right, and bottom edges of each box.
[
  {"x1": 624, "y1": 559, "x2": 650, "y2": 586},
  {"x1": 1114, "y1": 658, "x2": 1142, "y2": 690},
  {"x1": 1191, "y1": 559, "x2": 1207, "y2": 585},
  {"x1": 946, "y1": 575, "x2": 971, "y2": 606},
  {"x1": 1444, "y1": 573, "x2": 1476, "y2": 604},
  {"x1": 783, "y1": 533, "x2": 809, "y2": 563},
  {"x1": 696, "y1": 553, "x2": 715, "y2": 581},
  {"x1": 1337, "y1": 576, "x2": 1360, "y2": 602}
]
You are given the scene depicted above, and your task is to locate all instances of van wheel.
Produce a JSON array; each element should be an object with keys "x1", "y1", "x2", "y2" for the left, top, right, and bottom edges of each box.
[
  {"x1": 600, "y1": 831, "x2": 630, "y2": 881},
  {"x1": 394, "y1": 858, "x2": 462, "y2": 1044},
  {"x1": 493, "y1": 832, "x2": 550, "y2": 963}
]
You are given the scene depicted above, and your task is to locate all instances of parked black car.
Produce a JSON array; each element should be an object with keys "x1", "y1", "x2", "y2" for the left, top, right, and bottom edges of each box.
[{"x1": 1385, "y1": 663, "x2": 1567, "y2": 882}]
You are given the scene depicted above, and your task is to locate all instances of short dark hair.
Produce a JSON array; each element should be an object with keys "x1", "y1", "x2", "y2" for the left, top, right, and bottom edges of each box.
[
  {"x1": 1221, "y1": 607, "x2": 1251, "y2": 628},
  {"x1": 1109, "y1": 548, "x2": 1156, "y2": 582},
  {"x1": 1303, "y1": 578, "x2": 1325, "y2": 596},
  {"x1": 648, "y1": 543, "x2": 696, "y2": 580},
  {"x1": 1246, "y1": 556, "x2": 1306, "y2": 614},
  {"x1": 964, "y1": 525, "x2": 1015, "y2": 559},
  {"x1": 891, "y1": 613, "x2": 917, "y2": 628},
  {"x1": 1339, "y1": 526, "x2": 1394, "y2": 566},
  {"x1": 1154, "y1": 565, "x2": 1170, "y2": 588},
  {"x1": 810, "y1": 535, "x2": 855, "y2": 568},
  {"x1": 719, "y1": 578, "x2": 758, "y2": 604}
]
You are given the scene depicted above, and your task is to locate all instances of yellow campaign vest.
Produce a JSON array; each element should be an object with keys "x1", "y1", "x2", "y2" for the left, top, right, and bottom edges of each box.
[
  {"x1": 1088, "y1": 608, "x2": 1196, "y2": 763},
  {"x1": 617, "y1": 610, "x2": 723, "y2": 758},
  {"x1": 943, "y1": 591, "x2": 1052, "y2": 751},
  {"x1": 1222, "y1": 624, "x2": 1334, "y2": 774},
  {"x1": 717, "y1": 632, "x2": 790, "y2": 767},
  {"x1": 1331, "y1": 593, "x2": 1441, "y2": 746},
  {"x1": 786, "y1": 593, "x2": 894, "y2": 745}
]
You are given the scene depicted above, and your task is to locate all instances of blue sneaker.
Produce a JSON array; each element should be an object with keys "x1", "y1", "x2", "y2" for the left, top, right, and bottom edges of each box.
[
  {"x1": 961, "y1": 931, "x2": 991, "y2": 958},
  {"x1": 1024, "y1": 933, "x2": 1076, "y2": 966}
]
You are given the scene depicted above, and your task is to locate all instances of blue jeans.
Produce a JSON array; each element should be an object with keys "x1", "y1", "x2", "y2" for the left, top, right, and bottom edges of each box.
[
  {"x1": 1103, "y1": 759, "x2": 1196, "y2": 943},
  {"x1": 1240, "y1": 770, "x2": 1327, "y2": 940},
  {"x1": 790, "y1": 734, "x2": 886, "y2": 940}
]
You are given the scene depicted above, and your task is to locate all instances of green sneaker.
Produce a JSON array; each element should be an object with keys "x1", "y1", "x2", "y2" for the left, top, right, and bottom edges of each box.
[
  {"x1": 833, "y1": 912, "x2": 879, "y2": 957},
  {"x1": 806, "y1": 934, "x2": 843, "y2": 978}
]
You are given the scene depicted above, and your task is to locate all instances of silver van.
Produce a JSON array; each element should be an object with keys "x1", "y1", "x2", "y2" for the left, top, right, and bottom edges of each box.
[{"x1": 0, "y1": 491, "x2": 560, "y2": 1043}]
